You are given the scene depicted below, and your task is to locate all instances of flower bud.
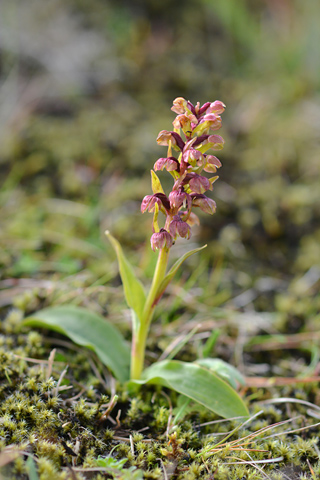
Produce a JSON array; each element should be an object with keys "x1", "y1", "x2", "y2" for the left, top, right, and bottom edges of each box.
[{"x1": 150, "y1": 229, "x2": 173, "y2": 251}]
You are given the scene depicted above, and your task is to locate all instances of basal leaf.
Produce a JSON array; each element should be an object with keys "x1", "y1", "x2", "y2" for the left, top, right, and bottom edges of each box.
[
  {"x1": 155, "y1": 245, "x2": 207, "y2": 301},
  {"x1": 195, "y1": 358, "x2": 246, "y2": 390},
  {"x1": 22, "y1": 305, "x2": 130, "y2": 382},
  {"x1": 131, "y1": 360, "x2": 249, "y2": 418},
  {"x1": 106, "y1": 231, "x2": 146, "y2": 321}
]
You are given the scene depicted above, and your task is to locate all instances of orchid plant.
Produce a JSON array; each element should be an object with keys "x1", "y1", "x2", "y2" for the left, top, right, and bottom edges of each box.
[
  {"x1": 125, "y1": 97, "x2": 225, "y2": 380},
  {"x1": 24, "y1": 98, "x2": 249, "y2": 419}
]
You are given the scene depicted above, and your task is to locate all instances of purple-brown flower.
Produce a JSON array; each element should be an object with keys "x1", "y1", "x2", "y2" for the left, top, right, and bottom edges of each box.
[
  {"x1": 169, "y1": 215, "x2": 191, "y2": 239},
  {"x1": 169, "y1": 189, "x2": 191, "y2": 210},
  {"x1": 154, "y1": 157, "x2": 180, "y2": 172},
  {"x1": 141, "y1": 193, "x2": 170, "y2": 213},
  {"x1": 204, "y1": 155, "x2": 222, "y2": 173},
  {"x1": 150, "y1": 229, "x2": 173, "y2": 251},
  {"x1": 191, "y1": 194, "x2": 216, "y2": 214}
]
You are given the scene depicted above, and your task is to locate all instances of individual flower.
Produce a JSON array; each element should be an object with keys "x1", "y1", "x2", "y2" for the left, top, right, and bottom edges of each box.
[
  {"x1": 205, "y1": 100, "x2": 226, "y2": 115},
  {"x1": 201, "y1": 113, "x2": 222, "y2": 131},
  {"x1": 182, "y1": 148, "x2": 204, "y2": 168},
  {"x1": 198, "y1": 134, "x2": 225, "y2": 151},
  {"x1": 169, "y1": 215, "x2": 191, "y2": 239},
  {"x1": 183, "y1": 173, "x2": 212, "y2": 194},
  {"x1": 154, "y1": 157, "x2": 180, "y2": 172},
  {"x1": 150, "y1": 229, "x2": 173, "y2": 251},
  {"x1": 193, "y1": 114, "x2": 222, "y2": 136},
  {"x1": 141, "y1": 193, "x2": 170, "y2": 213},
  {"x1": 169, "y1": 189, "x2": 191, "y2": 210},
  {"x1": 171, "y1": 97, "x2": 188, "y2": 115},
  {"x1": 172, "y1": 113, "x2": 197, "y2": 134},
  {"x1": 157, "y1": 130, "x2": 185, "y2": 150},
  {"x1": 204, "y1": 155, "x2": 222, "y2": 173},
  {"x1": 191, "y1": 194, "x2": 217, "y2": 214}
]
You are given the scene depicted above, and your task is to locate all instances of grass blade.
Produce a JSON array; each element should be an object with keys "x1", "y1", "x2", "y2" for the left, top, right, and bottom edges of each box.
[{"x1": 106, "y1": 231, "x2": 146, "y2": 322}]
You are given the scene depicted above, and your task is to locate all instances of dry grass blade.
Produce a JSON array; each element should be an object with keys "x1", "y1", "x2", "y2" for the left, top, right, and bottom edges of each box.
[
  {"x1": 259, "y1": 396, "x2": 320, "y2": 412},
  {"x1": 202, "y1": 410, "x2": 264, "y2": 452},
  {"x1": 227, "y1": 455, "x2": 283, "y2": 479},
  {"x1": 201, "y1": 413, "x2": 313, "y2": 464}
]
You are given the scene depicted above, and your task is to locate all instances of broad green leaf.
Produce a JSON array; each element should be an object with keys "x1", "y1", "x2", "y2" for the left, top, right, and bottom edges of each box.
[
  {"x1": 151, "y1": 170, "x2": 165, "y2": 194},
  {"x1": 155, "y1": 245, "x2": 207, "y2": 301},
  {"x1": 195, "y1": 358, "x2": 246, "y2": 390},
  {"x1": 106, "y1": 231, "x2": 146, "y2": 321},
  {"x1": 22, "y1": 305, "x2": 130, "y2": 382},
  {"x1": 131, "y1": 360, "x2": 249, "y2": 418}
]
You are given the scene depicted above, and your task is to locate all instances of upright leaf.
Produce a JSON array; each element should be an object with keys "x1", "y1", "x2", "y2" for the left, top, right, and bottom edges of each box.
[
  {"x1": 130, "y1": 360, "x2": 249, "y2": 418},
  {"x1": 22, "y1": 306, "x2": 130, "y2": 382},
  {"x1": 106, "y1": 231, "x2": 146, "y2": 321},
  {"x1": 155, "y1": 245, "x2": 207, "y2": 301}
]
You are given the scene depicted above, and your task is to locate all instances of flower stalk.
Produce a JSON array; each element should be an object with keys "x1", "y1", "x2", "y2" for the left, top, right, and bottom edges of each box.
[{"x1": 130, "y1": 246, "x2": 170, "y2": 380}]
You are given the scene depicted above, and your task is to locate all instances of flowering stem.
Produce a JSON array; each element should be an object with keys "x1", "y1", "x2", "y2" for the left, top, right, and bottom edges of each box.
[{"x1": 130, "y1": 247, "x2": 170, "y2": 380}]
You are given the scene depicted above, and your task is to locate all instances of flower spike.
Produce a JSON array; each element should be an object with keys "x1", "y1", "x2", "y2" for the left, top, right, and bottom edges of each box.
[{"x1": 144, "y1": 97, "x2": 225, "y2": 250}]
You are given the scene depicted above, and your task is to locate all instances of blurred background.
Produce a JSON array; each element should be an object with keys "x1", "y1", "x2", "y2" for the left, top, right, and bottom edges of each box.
[{"x1": 0, "y1": 0, "x2": 319, "y2": 344}]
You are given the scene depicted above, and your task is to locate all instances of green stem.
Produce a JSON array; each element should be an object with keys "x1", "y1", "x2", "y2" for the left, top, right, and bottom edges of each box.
[{"x1": 130, "y1": 247, "x2": 170, "y2": 380}]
